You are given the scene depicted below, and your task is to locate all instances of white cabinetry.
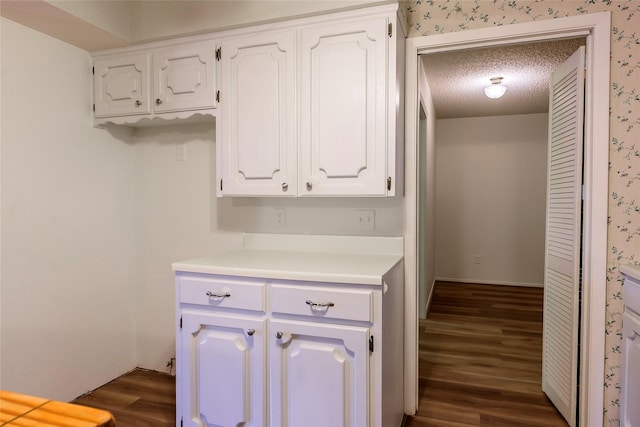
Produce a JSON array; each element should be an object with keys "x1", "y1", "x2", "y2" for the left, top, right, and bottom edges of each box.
[
  {"x1": 217, "y1": 5, "x2": 404, "y2": 197},
  {"x1": 218, "y1": 31, "x2": 297, "y2": 196},
  {"x1": 176, "y1": 276, "x2": 267, "y2": 427},
  {"x1": 299, "y1": 17, "x2": 387, "y2": 196},
  {"x1": 270, "y1": 319, "x2": 369, "y2": 427},
  {"x1": 621, "y1": 265, "x2": 640, "y2": 427},
  {"x1": 268, "y1": 283, "x2": 374, "y2": 426},
  {"x1": 93, "y1": 53, "x2": 150, "y2": 117},
  {"x1": 93, "y1": 41, "x2": 217, "y2": 125},
  {"x1": 174, "y1": 236, "x2": 405, "y2": 427}
]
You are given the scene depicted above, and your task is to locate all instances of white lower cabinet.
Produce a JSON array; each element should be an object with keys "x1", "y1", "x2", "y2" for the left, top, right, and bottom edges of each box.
[
  {"x1": 180, "y1": 313, "x2": 266, "y2": 427},
  {"x1": 269, "y1": 320, "x2": 369, "y2": 427},
  {"x1": 621, "y1": 265, "x2": 640, "y2": 427},
  {"x1": 176, "y1": 261, "x2": 404, "y2": 427}
]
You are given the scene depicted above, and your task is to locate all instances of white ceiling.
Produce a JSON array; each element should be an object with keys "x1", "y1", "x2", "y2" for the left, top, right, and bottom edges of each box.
[{"x1": 420, "y1": 38, "x2": 586, "y2": 119}]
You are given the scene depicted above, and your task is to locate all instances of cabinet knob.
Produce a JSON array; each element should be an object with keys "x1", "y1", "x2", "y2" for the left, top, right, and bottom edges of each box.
[
  {"x1": 155, "y1": 98, "x2": 163, "y2": 106},
  {"x1": 306, "y1": 182, "x2": 313, "y2": 191},
  {"x1": 282, "y1": 182, "x2": 288, "y2": 192},
  {"x1": 135, "y1": 100, "x2": 142, "y2": 107},
  {"x1": 247, "y1": 329, "x2": 255, "y2": 336},
  {"x1": 275, "y1": 331, "x2": 284, "y2": 339}
]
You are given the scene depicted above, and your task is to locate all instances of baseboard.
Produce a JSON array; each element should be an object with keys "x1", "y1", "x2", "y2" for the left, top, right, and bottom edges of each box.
[
  {"x1": 435, "y1": 277, "x2": 544, "y2": 288},
  {"x1": 426, "y1": 278, "x2": 436, "y2": 313}
]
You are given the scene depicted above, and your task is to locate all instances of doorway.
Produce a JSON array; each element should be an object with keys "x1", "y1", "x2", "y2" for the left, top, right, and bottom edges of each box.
[
  {"x1": 404, "y1": 12, "x2": 611, "y2": 427},
  {"x1": 416, "y1": 36, "x2": 585, "y2": 425}
]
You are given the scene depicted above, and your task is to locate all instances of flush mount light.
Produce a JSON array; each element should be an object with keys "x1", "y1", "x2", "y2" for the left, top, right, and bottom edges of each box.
[{"x1": 484, "y1": 76, "x2": 507, "y2": 99}]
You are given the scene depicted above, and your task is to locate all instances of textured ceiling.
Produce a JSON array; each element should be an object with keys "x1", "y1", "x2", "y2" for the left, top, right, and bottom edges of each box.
[{"x1": 420, "y1": 38, "x2": 586, "y2": 119}]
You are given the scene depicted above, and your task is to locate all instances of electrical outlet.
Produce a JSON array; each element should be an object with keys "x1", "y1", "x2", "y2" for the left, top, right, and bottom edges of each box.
[
  {"x1": 474, "y1": 255, "x2": 481, "y2": 264},
  {"x1": 274, "y1": 208, "x2": 286, "y2": 227},
  {"x1": 176, "y1": 143, "x2": 187, "y2": 161},
  {"x1": 356, "y1": 209, "x2": 375, "y2": 230}
]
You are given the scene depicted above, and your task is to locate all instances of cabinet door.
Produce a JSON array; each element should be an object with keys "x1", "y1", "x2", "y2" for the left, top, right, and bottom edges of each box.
[
  {"x1": 622, "y1": 311, "x2": 640, "y2": 427},
  {"x1": 179, "y1": 312, "x2": 266, "y2": 427},
  {"x1": 270, "y1": 319, "x2": 369, "y2": 427},
  {"x1": 299, "y1": 17, "x2": 388, "y2": 196},
  {"x1": 94, "y1": 53, "x2": 150, "y2": 117},
  {"x1": 219, "y1": 31, "x2": 297, "y2": 196},
  {"x1": 153, "y1": 43, "x2": 217, "y2": 113}
]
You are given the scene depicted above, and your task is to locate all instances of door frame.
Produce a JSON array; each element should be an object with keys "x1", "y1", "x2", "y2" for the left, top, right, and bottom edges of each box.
[{"x1": 403, "y1": 12, "x2": 611, "y2": 426}]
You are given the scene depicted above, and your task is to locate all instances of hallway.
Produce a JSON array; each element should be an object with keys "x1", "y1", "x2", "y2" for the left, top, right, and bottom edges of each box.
[{"x1": 405, "y1": 282, "x2": 568, "y2": 426}]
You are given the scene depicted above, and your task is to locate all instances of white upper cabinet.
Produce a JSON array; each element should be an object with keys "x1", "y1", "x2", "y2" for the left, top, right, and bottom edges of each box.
[
  {"x1": 91, "y1": 4, "x2": 404, "y2": 196},
  {"x1": 217, "y1": 5, "x2": 404, "y2": 197},
  {"x1": 93, "y1": 41, "x2": 217, "y2": 124},
  {"x1": 218, "y1": 31, "x2": 297, "y2": 196},
  {"x1": 299, "y1": 17, "x2": 387, "y2": 196},
  {"x1": 94, "y1": 53, "x2": 150, "y2": 117},
  {"x1": 152, "y1": 43, "x2": 217, "y2": 113}
]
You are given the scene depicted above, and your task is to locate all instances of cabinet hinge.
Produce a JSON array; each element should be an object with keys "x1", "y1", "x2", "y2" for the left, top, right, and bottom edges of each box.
[
  {"x1": 179, "y1": 316, "x2": 182, "y2": 329},
  {"x1": 369, "y1": 336, "x2": 374, "y2": 353},
  {"x1": 387, "y1": 177, "x2": 392, "y2": 191},
  {"x1": 388, "y1": 23, "x2": 392, "y2": 37},
  {"x1": 216, "y1": 90, "x2": 220, "y2": 103},
  {"x1": 216, "y1": 47, "x2": 221, "y2": 61}
]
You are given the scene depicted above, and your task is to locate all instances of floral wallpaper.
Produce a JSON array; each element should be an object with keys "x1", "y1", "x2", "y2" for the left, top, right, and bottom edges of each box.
[{"x1": 402, "y1": 0, "x2": 640, "y2": 425}]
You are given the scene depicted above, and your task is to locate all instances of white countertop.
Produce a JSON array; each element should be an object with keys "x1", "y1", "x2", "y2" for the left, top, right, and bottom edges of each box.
[
  {"x1": 621, "y1": 264, "x2": 640, "y2": 281},
  {"x1": 172, "y1": 234, "x2": 404, "y2": 286}
]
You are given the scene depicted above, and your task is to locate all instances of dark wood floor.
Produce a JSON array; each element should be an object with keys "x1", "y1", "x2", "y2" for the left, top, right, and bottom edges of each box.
[
  {"x1": 73, "y1": 282, "x2": 567, "y2": 427},
  {"x1": 72, "y1": 368, "x2": 175, "y2": 426},
  {"x1": 405, "y1": 281, "x2": 568, "y2": 427}
]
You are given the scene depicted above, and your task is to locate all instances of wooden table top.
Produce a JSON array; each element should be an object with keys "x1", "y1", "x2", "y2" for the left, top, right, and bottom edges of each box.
[{"x1": 0, "y1": 390, "x2": 115, "y2": 427}]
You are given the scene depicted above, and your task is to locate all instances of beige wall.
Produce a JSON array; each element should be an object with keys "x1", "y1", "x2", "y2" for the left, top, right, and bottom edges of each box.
[
  {"x1": 0, "y1": 18, "x2": 137, "y2": 401},
  {"x1": 435, "y1": 114, "x2": 548, "y2": 286},
  {"x1": 132, "y1": 124, "x2": 242, "y2": 370}
]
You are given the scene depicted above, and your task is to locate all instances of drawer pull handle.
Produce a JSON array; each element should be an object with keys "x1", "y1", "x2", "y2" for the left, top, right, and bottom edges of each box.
[
  {"x1": 276, "y1": 331, "x2": 284, "y2": 339},
  {"x1": 206, "y1": 291, "x2": 230, "y2": 299},
  {"x1": 247, "y1": 329, "x2": 255, "y2": 336},
  {"x1": 305, "y1": 300, "x2": 335, "y2": 308}
]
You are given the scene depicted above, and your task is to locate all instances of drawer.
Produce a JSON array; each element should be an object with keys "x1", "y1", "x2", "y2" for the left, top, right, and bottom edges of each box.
[
  {"x1": 270, "y1": 284, "x2": 373, "y2": 322},
  {"x1": 179, "y1": 276, "x2": 265, "y2": 312}
]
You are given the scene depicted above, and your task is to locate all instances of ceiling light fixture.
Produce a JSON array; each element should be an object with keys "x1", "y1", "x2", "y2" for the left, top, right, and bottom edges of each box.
[{"x1": 484, "y1": 76, "x2": 507, "y2": 99}]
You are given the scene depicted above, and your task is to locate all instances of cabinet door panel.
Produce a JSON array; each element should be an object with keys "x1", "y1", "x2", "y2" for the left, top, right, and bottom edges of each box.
[
  {"x1": 153, "y1": 43, "x2": 217, "y2": 113},
  {"x1": 180, "y1": 313, "x2": 265, "y2": 427},
  {"x1": 94, "y1": 53, "x2": 150, "y2": 117},
  {"x1": 220, "y1": 31, "x2": 296, "y2": 196},
  {"x1": 270, "y1": 320, "x2": 369, "y2": 427},
  {"x1": 300, "y1": 18, "x2": 387, "y2": 196},
  {"x1": 622, "y1": 311, "x2": 640, "y2": 427}
]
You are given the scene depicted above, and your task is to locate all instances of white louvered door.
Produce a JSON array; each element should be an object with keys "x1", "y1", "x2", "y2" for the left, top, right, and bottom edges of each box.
[{"x1": 542, "y1": 46, "x2": 585, "y2": 427}]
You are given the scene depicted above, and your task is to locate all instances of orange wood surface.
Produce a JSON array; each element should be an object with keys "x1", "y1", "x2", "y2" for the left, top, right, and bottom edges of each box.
[{"x1": 0, "y1": 390, "x2": 115, "y2": 427}]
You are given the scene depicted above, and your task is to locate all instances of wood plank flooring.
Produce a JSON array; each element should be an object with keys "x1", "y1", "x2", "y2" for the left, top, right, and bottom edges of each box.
[
  {"x1": 404, "y1": 281, "x2": 568, "y2": 427},
  {"x1": 71, "y1": 368, "x2": 175, "y2": 427},
  {"x1": 72, "y1": 282, "x2": 567, "y2": 427}
]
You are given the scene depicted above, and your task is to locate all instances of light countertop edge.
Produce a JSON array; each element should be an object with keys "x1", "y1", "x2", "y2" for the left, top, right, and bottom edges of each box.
[{"x1": 172, "y1": 250, "x2": 404, "y2": 286}]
